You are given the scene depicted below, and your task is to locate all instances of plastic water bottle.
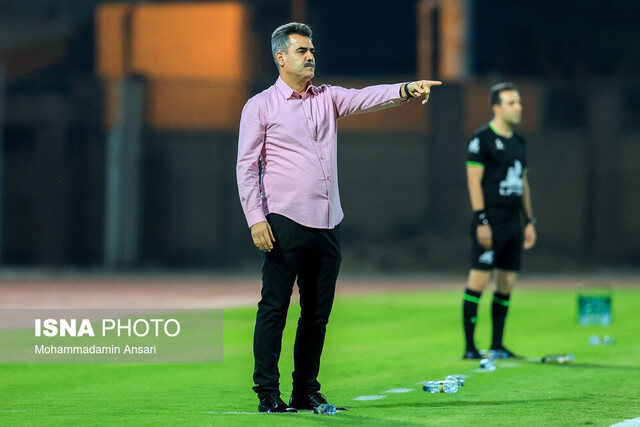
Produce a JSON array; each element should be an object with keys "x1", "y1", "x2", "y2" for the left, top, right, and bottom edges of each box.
[
  {"x1": 314, "y1": 403, "x2": 337, "y2": 415},
  {"x1": 578, "y1": 293, "x2": 612, "y2": 326},
  {"x1": 541, "y1": 354, "x2": 575, "y2": 364},
  {"x1": 445, "y1": 375, "x2": 465, "y2": 387},
  {"x1": 589, "y1": 335, "x2": 616, "y2": 346},
  {"x1": 423, "y1": 380, "x2": 458, "y2": 393},
  {"x1": 479, "y1": 358, "x2": 496, "y2": 371}
]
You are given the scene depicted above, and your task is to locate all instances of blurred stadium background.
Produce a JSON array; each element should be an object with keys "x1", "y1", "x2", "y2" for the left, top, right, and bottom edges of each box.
[{"x1": 0, "y1": 0, "x2": 638, "y2": 275}]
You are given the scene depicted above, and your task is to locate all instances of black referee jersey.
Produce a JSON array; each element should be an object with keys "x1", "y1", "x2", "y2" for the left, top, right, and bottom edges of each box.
[{"x1": 466, "y1": 123, "x2": 527, "y2": 210}]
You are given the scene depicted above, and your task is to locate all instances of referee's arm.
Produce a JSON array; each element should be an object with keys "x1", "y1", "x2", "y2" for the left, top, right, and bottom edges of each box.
[
  {"x1": 521, "y1": 172, "x2": 537, "y2": 250},
  {"x1": 466, "y1": 165, "x2": 485, "y2": 212},
  {"x1": 467, "y1": 164, "x2": 492, "y2": 250}
]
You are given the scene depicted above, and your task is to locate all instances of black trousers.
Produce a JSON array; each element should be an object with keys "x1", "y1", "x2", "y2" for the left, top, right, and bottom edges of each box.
[{"x1": 253, "y1": 214, "x2": 341, "y2": 398}]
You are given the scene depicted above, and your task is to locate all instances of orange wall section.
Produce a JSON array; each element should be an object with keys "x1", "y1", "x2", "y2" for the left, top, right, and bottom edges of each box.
[
  {"x1": 146, "y1": 80, "x2": 247, "y2": 131},
  {"x1": 132, "y1": 3, "x2": 247, "y2": 80},
  {"x1": 96, "y1": 2, "x2": 250, "y2": 130},
  {"x1": 96, "y1": 2, "x2": 248, "y2": 80},
  {"x1": 338, "y1": 99, "x2": 429, "y2": 133},
  {"x1": 96, "y1": 3, "x2": 131, "y2": 77},
  {"x1": 101, "y1": 78, "x2": 248, "y2": 131}
]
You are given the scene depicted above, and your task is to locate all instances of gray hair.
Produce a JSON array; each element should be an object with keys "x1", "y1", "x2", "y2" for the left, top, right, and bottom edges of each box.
[{"x1": 271, "y1": 22, "x2": 312, "y2": 66}]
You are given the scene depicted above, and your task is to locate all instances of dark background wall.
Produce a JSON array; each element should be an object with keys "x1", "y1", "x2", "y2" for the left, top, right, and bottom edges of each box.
[{"x1": 0, "y1": 0, "x2": 638, "y2": 272}]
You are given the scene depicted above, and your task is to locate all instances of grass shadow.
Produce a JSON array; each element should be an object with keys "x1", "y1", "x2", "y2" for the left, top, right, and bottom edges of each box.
[
  {"x1": 364, "y1": 396, "x2": 579, "y2": 409},
  {"x1": 541, "y1": 363, "x2": 639, "y2": 371}
]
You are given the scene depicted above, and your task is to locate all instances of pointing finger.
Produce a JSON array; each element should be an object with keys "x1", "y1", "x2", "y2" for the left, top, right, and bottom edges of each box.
[{"x1": 423, "y1": 80, "x2": 442, "y2": 87}]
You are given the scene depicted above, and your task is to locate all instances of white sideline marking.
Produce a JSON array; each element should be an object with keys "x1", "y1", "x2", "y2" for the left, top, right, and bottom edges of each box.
[
  {"x1": 353, "y1": 395, "x2": 386, "y2": 401},
  {"x1": 499, "y1": 362, "x2": 521, "y2": 368},
  {"x1": 0, "y1": 410, "x2": 27, "y2": 413},
  {"x1": 611, "y1": 417, "x2": 640, "y2": 427},
  {"x1": 203, "y1": 411, "x2": 261, "y2": 415},
  {"x1": 472, "y1": 368, "x2": 496, "y2": 373},
  {"x1": 382, "y1": 388, "x2": 413, "y2": 394}
]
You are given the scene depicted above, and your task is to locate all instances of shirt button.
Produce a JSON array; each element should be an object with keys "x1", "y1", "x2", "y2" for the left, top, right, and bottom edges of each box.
[
  {"x1": 308, "y1": 117, "x2": 312, "y2": 120},
  {"x1": 320, "y1": 156, "x2": 325, "y2": 160}
]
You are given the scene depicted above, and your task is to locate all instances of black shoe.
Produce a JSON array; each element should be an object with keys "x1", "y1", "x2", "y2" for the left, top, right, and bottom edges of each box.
[
  {"x1": 290, "y1": 391, "x2": 349, "y2": 411},
  {"x1": 463, "y1": 349, "x2": 483, "y2": 359},
  {"x1": 258, "y1": 393, "x2": 298, "y2": 413},
  {"x1": 489, "y1": 346, "x2": 523, "y2": 359}
]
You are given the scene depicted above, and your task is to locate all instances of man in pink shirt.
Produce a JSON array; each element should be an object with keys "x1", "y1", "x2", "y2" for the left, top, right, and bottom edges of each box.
[{"x1": 237, "y1": 22, "x2": 441, "y2": 413}]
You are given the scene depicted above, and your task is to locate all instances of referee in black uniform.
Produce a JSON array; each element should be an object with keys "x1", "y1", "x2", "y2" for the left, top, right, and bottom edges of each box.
[{"x1": 461, "y1": 83, "x2": 537, "y2": 360}]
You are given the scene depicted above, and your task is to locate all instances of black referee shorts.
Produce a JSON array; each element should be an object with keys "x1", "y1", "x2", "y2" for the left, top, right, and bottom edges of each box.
[{"x1": 470, "y1": 207, "x2": 523, "y2": 271}]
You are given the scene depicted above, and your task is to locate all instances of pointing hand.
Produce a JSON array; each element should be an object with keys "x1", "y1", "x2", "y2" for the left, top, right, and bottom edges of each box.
[{"x1": 407, "y1": 80, "x2": 443, "y2": 104}]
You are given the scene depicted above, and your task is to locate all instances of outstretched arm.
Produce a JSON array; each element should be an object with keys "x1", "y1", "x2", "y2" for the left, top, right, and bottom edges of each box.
[{"x1": 331, "y1": 79, "x2": 442, "y2": 118}]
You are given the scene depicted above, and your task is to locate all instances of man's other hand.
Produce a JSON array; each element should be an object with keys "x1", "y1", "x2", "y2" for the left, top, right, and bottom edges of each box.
[{"x1": 251, "y1": 221, "x2": 275, "y2": 253}]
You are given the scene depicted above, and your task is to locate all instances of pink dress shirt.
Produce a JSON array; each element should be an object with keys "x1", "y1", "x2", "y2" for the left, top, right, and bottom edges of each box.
[{"x1": 237, "y1": 76, "x2": 407, "y2": 229}]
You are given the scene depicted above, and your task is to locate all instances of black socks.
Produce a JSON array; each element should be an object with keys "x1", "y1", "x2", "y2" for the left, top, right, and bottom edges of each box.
[
  {"x1": 463, "y1": 289, "x2": 482, "y2": 351},
  {"x1": 491, "y1": 291, "x2": 511, "y2": 350},
  {"x1": 464, "y1": 289, "x2": 513, "y2": 351}
]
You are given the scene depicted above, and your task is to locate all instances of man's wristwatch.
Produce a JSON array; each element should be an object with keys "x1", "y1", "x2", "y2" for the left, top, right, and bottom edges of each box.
[
  {"x1": 475, "y1": 210, "x2": 489, "y2": 226},
  {"x1": 525, "y1": 217, "x2": 537, "y2": 226}
]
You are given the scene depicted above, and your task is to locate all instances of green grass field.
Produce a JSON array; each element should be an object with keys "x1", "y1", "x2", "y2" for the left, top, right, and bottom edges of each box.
[{"x1": 1, "y1": 286, "x2": 639, "y2": 426}]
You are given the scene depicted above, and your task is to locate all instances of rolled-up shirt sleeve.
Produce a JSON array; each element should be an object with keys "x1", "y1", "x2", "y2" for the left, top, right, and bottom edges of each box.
[
  {"x1": 330, "y1": 83, "x2": 406, "y2": 119},
  {"x1": 236, "y1": 98, "x2": 267, "y2": 228}
]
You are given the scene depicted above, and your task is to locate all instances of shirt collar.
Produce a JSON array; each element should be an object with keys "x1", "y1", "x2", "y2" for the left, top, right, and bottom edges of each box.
[{"x1": 276, "y1": 76, "x2": 318, "y2": 100}]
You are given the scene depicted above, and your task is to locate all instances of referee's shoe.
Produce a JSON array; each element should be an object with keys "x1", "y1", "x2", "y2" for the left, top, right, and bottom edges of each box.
[
  {"x1": 462, "y1": 349, "x2": 483, "y2": 360},
  {"x1": 489, "y1": 346, "x2": 523, "y2": 359}
]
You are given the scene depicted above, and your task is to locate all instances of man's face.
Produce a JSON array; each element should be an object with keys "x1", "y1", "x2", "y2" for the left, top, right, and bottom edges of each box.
[
  {"x1": 494, "y1": 90, "x2": 522, "y2": 125},
  {"x1": 277, "y1": 34, "x2": 315, "y2": 82}
]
